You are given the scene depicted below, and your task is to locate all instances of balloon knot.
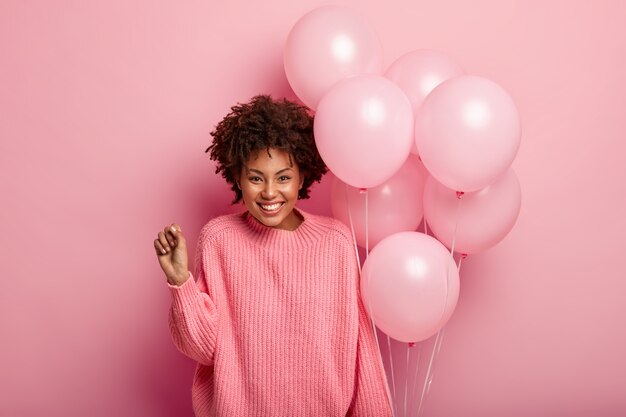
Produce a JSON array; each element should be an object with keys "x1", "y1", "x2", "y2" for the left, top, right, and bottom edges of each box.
[
  {"x1": 456, "y1": 191, "x2": 464, "y2": 199},
  {"x1": 358, "y1": 188, "x2": 367, "y2": 194},
  {"x1": 461, "y1": 253, "x2": 468, "y2": 259},
  {"x1": 408, "y1": 342, "x2": 415, "y2": 347}
]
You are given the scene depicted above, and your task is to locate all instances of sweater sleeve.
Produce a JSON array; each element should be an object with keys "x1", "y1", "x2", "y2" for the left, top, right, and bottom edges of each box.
[
  {"x1": 346, "y1": 287, "x2": 394, "y2": 416},
  {"x1": 167, "y1": 232, "x2": 219, "y2": 366},
  {"x1": 345, "y1": 242, "x2": 393, "y2": 416}
]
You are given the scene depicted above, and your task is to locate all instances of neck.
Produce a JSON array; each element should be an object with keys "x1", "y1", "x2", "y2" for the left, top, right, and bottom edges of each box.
[{"x1": 248, "y1": 208, "x2": 304, "y2": 231}]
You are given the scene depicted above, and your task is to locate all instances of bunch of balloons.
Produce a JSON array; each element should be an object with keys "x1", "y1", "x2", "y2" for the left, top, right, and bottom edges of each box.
[{"x1": 284, "y1": 6, "x2": 521, "y2": 344}]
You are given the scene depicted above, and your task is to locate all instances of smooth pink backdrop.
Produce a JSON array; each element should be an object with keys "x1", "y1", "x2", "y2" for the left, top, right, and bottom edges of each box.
[{"x1": 1, "y1": 1, "x2": 625, "y2": 416}]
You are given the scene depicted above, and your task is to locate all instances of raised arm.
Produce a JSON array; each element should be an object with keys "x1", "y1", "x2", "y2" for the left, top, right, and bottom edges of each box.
[{"x1": 164, "y1": 226, "x2": 219, "y2": 366}]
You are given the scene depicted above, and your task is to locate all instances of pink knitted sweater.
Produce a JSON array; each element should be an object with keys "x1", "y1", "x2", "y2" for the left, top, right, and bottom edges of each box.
[{"x1": 167, "y1": 208, "x2": 392, "y2": 416}]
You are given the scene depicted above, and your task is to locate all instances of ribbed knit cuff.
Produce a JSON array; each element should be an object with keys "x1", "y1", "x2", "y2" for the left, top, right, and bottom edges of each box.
[
  {"x1": 168, "y1": 272, "x2": 201, "y2": 309},
  {"x1": 167, "y1": 271, "x2": 218, "y2": 366}
]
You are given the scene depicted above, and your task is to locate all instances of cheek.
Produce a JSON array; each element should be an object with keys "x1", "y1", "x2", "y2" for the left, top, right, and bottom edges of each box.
[
  {"x1": 240, "y1": 185, "x2": 255, "y2": 200},
  {"x1": 288, "y1": 183, "x2": 301, "y2": 198}
]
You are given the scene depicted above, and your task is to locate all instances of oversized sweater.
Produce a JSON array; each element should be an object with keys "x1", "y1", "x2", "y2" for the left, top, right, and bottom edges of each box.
[{"x1": 167, "y1": 208, "x2": 393, "y2": 416}]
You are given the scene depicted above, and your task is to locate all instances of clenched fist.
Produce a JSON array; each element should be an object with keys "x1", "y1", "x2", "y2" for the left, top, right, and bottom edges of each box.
[{"x1": 154, "y1": 223, "x2": 190, "y2": 286}]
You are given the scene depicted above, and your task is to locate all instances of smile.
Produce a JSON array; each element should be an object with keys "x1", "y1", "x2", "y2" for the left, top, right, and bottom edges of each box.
[{"x1": 257, "y1": 202, "x2": 285, "y2": 213}]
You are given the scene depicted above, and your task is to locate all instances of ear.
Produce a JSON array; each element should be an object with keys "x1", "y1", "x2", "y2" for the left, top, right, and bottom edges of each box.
[{"x1": 298, "y1": 174, "x2": 305, "y2": 190}]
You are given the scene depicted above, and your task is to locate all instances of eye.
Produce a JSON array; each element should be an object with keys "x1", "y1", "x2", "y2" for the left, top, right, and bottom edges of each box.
[
  {"x1": 249, "y1": 176, "x2": 262, "y2": 183},
  {"x1": 278, "y1": 175, "x2": 291, "y2": 182}
]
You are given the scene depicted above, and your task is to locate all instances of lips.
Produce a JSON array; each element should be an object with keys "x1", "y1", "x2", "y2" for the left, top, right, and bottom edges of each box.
[{"x1": 257, "y1": 202, "x2": 285, "y2": 213}]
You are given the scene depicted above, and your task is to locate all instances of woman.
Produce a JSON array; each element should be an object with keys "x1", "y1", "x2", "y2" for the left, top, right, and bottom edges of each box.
[{"x1": 154, "y1": 95, "x2": 392, "y2": 416}]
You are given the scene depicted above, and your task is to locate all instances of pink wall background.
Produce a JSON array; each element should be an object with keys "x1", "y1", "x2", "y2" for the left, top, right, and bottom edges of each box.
[{"x1": 1, "y1": 0, "x2": 625, "y2": 416}]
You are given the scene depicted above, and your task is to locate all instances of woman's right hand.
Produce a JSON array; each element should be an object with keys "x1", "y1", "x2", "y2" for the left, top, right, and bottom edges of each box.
[{"x1": 154, "y1": 223, "x2": 190, "y2": 286}]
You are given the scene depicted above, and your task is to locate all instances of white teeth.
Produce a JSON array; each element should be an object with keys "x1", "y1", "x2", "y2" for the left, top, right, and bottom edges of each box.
[{"x1": 260, "y1": 203, "x2": 282, "y2": 211}]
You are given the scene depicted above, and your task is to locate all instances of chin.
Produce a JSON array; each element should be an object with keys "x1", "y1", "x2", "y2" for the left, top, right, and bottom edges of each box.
[
  {"x1": 254, "y1": 212, "x2": 277, "y2": 223},
  {"x1": 250, "y1": 203, "x2": 297, "y2": 229}
]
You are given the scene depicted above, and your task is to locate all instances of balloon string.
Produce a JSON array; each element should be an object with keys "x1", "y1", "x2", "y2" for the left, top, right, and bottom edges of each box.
[
  {"x1": 436, "y1": 195, "x2": 462, "y2": 328},
  {"x1": 364, "y1": 188, "x2": 369, "y2": 256},
  {"x1": 416, "y1": 257, "x2": 465, "y2": 417},
  {"x1": 451, "y1": 195, "x2": 462, "y2": 252},
  {"x1": 361, "y1": 188, "x2": 398, "y2": 414},
  {"x1": 368, "y1": 189, "x2": 397, "y2": 417},
  {"x1": 344, "y1": 184, "x2": 362, "y2": 275},
  {"x1": 422, "y1": 182, "x2": 429, "y2": 235},
  {"x1": 346, "y1": 184, "x2": 396, "y2": 417},
  {"x1": 410, "y1": 341, "x2": 422, "y2": 416},
  {"x1": 387, "y1": 334, "x2": 397, "y2": 417},
  {"x1": 416, "y1": 327, "x2": 446, "y2": 417},
  {"x1": 417, "y1": 195, "x2": 462, "y2": 417},
  {"x1": 442, "y1": 194, "x2": 462, "y2": 328},
  {"x1": 404, "y1": 345, "x2": 410, "y2": 417}
]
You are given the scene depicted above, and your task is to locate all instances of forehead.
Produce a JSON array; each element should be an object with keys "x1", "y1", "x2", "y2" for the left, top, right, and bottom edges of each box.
[{"x1": 245, "y1": 148, "x2": 296, "y2": 170}]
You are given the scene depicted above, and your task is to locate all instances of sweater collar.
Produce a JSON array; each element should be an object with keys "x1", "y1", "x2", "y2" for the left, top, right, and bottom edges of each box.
[{"x1": 239, "y1": 207, "x2": 327, "y2": 250}]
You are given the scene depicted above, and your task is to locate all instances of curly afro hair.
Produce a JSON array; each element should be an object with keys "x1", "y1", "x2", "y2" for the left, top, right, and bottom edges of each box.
[{"x1": 206, "y1": 95, "x2": 328, "y2": 204}]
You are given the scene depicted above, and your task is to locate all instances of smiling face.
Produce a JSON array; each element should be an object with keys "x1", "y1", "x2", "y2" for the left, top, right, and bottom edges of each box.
[{"x1": 238, "y1": 148, "x2": 305, "y2": 231}]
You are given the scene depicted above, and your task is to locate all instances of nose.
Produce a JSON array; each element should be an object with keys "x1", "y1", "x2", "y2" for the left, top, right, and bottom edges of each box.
[{"x1": 261, "y1": 180, "x2": 277, "y2": 200}]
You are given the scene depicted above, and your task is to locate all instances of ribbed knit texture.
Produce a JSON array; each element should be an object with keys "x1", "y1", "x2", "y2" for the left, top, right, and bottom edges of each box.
[{"x1": 167, "y1": 208, "x2": 393, "y2": 417}]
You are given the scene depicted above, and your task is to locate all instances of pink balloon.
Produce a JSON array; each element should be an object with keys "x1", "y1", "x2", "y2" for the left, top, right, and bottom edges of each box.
[
  {"x1": 330, "y1": 156, "x2": 428, "y2": 248},
  {"x1": 314, "y1": 75, "x2": 414, "y2": 189},
  {"x1": 385, "y1": 49, "x2": 464, "y2": 155},
  {"x1": 423, "y1": 168, "x2": 522, "y2": 255},
  {"x1": 361, "y1": 232, "x2": 460, "y2": 343},
  {"x1": 284, "y1": 5, "x2": 383, "y2": 109},
  {"x1": 415, "y1": 75, "x2": 521, "y2": 192}
]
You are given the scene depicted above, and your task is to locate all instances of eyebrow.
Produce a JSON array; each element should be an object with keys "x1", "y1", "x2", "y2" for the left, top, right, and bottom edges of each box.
[{"x1": 248, "y1": 167, "x2": 294, "y2": 176}]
